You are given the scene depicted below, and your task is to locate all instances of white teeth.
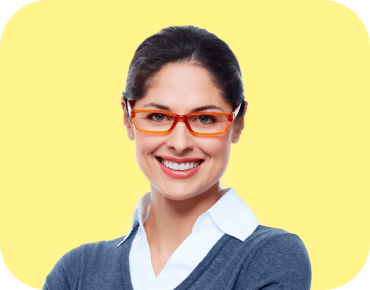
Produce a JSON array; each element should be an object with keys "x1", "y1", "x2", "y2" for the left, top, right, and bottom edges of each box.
[{"x1": 160, "y1": 159, "x2": 202, "y2": 170}]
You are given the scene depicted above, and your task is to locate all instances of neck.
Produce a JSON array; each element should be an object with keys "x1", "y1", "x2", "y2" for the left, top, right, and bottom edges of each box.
[{"x1": 143, "y1": 182, "x2": 221, "y2": 273}]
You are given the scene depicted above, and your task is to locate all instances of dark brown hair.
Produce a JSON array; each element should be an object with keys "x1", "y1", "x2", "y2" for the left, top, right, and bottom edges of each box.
[{"x1": 122, "y1": 25, "x2": 246, "y2": 118}]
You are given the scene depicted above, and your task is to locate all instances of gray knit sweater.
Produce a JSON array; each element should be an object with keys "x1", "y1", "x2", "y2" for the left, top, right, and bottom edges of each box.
[{"x1": 43, "y1": 225, "x2": 311, "y2": 290}]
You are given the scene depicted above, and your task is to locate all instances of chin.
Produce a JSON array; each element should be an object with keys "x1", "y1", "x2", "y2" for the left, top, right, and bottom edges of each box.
[{"x1": 153, "y1": 181, "x2": 209, "y2": 201}]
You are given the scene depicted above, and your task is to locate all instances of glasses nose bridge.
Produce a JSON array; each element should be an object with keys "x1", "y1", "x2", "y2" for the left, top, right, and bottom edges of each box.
[
  {"x1": 170, "y1": 115, "x2": 192, "y2": 135},
  {"x1": 176, "y1": 115, "x2": 187, "y2": 123}
]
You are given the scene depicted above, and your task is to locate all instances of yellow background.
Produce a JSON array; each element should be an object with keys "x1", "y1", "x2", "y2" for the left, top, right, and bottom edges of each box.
[{"x1": 0, "y1": 0, "x2": 369, "y2": 289}]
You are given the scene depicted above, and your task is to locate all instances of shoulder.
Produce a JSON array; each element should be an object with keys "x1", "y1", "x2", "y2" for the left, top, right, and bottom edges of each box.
[
  {"x1": 248, "y1": 225, "x2": 311, "y2": 265},
  {"x1": 243, "y1": 225, "x2": 309, "y2": 254},
  {"x1": 74, "y1": 236, "x2": 125, "y2": 259},
  {"x1": 42, "y1": 236, "x2": 125, "y2": 290},
  {"x1": 59, "y1": 236, "x2": 125, "y2": 268},
  {"x1": 238, "y1": 225, "x2": 311, "y2": 290}
]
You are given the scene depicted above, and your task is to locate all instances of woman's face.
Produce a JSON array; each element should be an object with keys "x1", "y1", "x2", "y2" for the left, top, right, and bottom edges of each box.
[{"x1": 123, "y1": 63, "x2": 245, "y2": 201}]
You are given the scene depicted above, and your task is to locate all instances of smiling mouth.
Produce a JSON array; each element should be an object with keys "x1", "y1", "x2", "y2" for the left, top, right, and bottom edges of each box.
[{"x1": 156, "y1": 157, "x2": 204, "y2": 171}]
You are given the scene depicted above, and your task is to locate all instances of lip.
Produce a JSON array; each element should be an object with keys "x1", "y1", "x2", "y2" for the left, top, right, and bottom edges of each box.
[
  {"x1": 156, "y1": 157, "x2": 203, "y2": 179},
  {"x1": 156, "y1": 155, "x2": 204, "y2": 163}
]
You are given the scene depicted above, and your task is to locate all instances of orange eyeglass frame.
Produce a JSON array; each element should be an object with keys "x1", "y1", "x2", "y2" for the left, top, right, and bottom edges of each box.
[{"x1": 123, "y1": 100, "x2": 245, "y2": 136}]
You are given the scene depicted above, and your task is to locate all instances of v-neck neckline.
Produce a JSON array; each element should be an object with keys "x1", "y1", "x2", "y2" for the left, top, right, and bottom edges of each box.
[{"x1": 119, "y1": 225, "x2": 233, "y2": 290}]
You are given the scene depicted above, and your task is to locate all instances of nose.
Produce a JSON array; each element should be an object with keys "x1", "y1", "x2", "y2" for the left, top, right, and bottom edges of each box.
[{"x1": 166, "y1": 120, "x2": 194, "y2": 154}]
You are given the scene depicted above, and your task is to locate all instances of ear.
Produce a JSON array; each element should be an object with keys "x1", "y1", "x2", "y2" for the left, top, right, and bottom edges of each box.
[
  {"x1": 232, "y1": 104, "x2": 248, "y2": 144},
  {"x1": 120, "y1": 96, "x2": 135, "y2": 141}
]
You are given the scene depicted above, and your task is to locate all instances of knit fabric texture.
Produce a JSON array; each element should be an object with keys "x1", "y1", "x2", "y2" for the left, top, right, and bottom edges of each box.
[{"x1": 42, "y1": 225, "x2": 312, "y2": 290}]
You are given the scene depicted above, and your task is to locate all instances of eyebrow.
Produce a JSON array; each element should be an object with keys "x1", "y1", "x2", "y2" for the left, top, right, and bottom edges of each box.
[{"x1": 142, "y1": 103, "x2": 224, "y2": 113}]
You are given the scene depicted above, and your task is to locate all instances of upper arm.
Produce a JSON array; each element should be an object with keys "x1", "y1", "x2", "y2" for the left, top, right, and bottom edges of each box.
[
  {"x1": 42, "y1": 246, "x2": 82, "y2": 290},
  {"x1": 240, "y1": 233, "x2": 312, "y2": 290}
]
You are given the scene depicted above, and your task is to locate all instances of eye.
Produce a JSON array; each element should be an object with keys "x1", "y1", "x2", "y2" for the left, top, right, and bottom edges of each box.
[
  {"x1": 197, "y1": 115, "x2": 216, "y2": 124},
  {"x1": 147, "y1": 113, "x2": 171, "y2": 122},
  {"x1": 153, "y1": 113, "x2": 165, "y2": 121}
]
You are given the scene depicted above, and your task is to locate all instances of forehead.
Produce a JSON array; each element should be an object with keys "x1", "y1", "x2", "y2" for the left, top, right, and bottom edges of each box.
[{"x1": 135, "y1": 63, "x2": 232, "y2": 112}]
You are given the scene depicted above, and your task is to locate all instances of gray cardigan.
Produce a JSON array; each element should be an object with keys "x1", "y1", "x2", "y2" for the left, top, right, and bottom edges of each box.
[{"x1": 43, "y1": 225, "x2": 311, "y2": 290}]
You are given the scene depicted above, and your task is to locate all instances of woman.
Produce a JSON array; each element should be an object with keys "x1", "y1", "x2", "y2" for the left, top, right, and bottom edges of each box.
[{"x1": 43, "y1": 25, "x2": 311, "y2": 290}]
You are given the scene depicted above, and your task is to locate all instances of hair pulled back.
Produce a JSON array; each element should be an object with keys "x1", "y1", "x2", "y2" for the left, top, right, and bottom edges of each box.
[{"x1": 123, "y1": 25, "x2": 246, "y2": 118}]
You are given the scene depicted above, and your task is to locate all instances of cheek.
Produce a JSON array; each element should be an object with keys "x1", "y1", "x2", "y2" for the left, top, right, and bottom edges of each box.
[
  {"x1": 198, "y1": 134, "x2": 231, "y2": 162},
  {"x1": 134, "y1": 133, "x2": 162, "y2": 170},
  {"x1": 135, "y1": 134, "x2": 158, "y2": 153}
]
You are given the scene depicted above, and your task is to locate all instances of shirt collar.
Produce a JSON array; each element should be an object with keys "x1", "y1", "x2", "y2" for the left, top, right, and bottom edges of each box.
[
  {"x1": 207, "y1": 188, "x2": 259, "y2": 241},
  {"x1": 117, "y1": 188, "x2": 258, "y2": 247}
]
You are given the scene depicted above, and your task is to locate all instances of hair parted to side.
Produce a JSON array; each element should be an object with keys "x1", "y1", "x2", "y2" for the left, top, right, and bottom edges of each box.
[{"x1": 122, "y1": 25, "x2": 246, "y2": 118}]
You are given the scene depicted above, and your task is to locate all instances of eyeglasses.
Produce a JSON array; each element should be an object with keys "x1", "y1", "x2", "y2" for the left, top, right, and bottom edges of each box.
[{"x1": 125, "y1": 100, "x2": 244, "y2": 136}]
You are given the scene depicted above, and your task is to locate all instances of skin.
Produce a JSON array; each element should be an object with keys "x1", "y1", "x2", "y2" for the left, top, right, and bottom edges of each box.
[{"x1": 121, "y1": 63, "x2": 247, "y2": 277}]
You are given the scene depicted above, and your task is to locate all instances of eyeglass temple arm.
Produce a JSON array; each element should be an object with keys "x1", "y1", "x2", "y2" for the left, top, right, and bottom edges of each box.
[
  {"x1": 232, "y1": 103, "x2": 242, "y2": 121},
  {"x1": 125, "y1": 99, "x2": 132, "y2": 117}
]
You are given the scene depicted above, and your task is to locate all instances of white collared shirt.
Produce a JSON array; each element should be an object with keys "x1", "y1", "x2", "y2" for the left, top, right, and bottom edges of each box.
[{"x1": 117, "y1": 188, "x2": 259, "y2": 290}]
